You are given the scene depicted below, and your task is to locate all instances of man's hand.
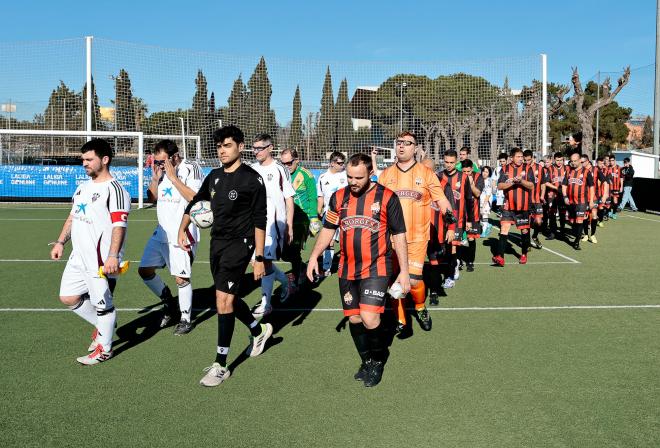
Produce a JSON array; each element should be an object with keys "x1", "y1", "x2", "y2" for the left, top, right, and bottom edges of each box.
[
  {"x1": 445, "y1": 229, "x2": 455, "y2": 243},
  {"x1": 306, "y1": 257, "x2": 319, "y2": 282},
  {"x1": 104, "y1": 255, "x2": 119, "y2": 276},
  {"x1": 164, "y1": 159, "x2": 177, "y2": 182},
  {"x1": 253, "y1": 261, "x2": 265, "y2": 280},
  {"x1": 466, "y1": 222, "x2": 472, "y2": 231},
  {"x1": 178, "y1": 229, "x2": 191, "y2": 252},
  {"x1": 589, "y1": 201, "x2": 595, "y2": 210},
  {"x1": 394, "y1": 271, "x2": 411, "y2": 296},
  {"x1": 50, "y1": 242, "x2": 64, "y2": 260},
  {"x1": 287, "y1": 224, "x2": 294, "y2": 244}
]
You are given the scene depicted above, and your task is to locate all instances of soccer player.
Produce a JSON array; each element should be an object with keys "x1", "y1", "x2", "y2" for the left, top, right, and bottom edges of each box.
[
  {"x1": 379, "y1": 131, "x2": 450, "y2": 333},
  {"x1": 317, "y1": 151, "x2": 348, "y2": 276},
  {"x1": 280, "y1": 148, "x2": 319, "y2": 291},
  {"x1": 562, "y1": 152, "x2": 595, "y2": 250},
  {"x1": 544, "y1": 152, "x2": 568, "y2": 240},
  {"x1": 250, "y1": 134, "x2": 296, "y2": 317},
  {"x1": 437, "y1": 150, "x2": 472, "y2": 287},
  {"x1": 596, "y1": 157, "x2": 612, "y2": 227},
  {"x1": 523, "y1": 149, "x2": 547, "y2": 249},
  {"x1": 583, "y1": 156, "x2": 609, "y2": 243},
  {"x1": 492, "y1": 147, "x2": 535, "y2": 266},
  {"x1": 455, "y1": 146, "x2": 480, "y2": 173},
  {"x1": 50, "y1": 139, "x2": 130, "y2": 365},
  {"x1": 461, "y1": 159, "x2": 483, "y2": 272},
  {"x1": 138, "y1": 140, "x2": 203, "y2": 335},
  {"x1": 607, "y1": 155, "x2": 622, "y2": 219},
  {"x1": 178, "y1": 125, "x2": 272, "y2": 387},
  {"x1": 306, "y1": 153, "x2": 410, "y2": 387}
]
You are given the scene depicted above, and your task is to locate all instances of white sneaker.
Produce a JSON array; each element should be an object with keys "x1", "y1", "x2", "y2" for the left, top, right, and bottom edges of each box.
[
  {"x1": 323, "y1": 269, "x2": 332, "y2": 277},
  {"x1": 443, "y1": 278, "x2": 456, "y2": 289},
  {"x1": 247, "y1": 323, "x2": 273, "y2": 357},
  {"x1": 199, "y1": 362, "x2": 231, "y2": 387},
  {"x1": 77, "y1": 344, "x2": 112, "y2": 365},
  {"x1": 88, "y1": 328, "x2": 98, "y2": 352},
  {"x1": 454, "y1": 266, "x2": 460, "y2": 281},
  {"x1": 252, "y1": 300, "x2": 273, "y2": 319}
]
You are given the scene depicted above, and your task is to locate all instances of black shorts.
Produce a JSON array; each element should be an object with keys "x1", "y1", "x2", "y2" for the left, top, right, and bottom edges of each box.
[
  {"x1": 530, "y1": 203, "x2": 544, "y2": 217},
  {"x1": 466, "y1": 222, "x2": 482, "y2": 239},
  {"x1": 210, "y1": 237, "x2": 254, "y2": 295},
  {"x1": 427, "y1": 237, "x2": 449, "y2": 264},
  {"x1": 567, "y1": 203, "x2": 588, "y2": 223},
  {"x1": 501, "y1": 210, "x2": 530, "y2": 229},
  {"x1": 339, "y1": 276, "x2": 388, "y2": 317}
]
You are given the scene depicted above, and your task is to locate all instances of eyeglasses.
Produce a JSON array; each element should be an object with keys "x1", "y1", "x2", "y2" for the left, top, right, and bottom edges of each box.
[
  {"x1": 282, "y1": 160, "x2": 297, "y2": 166},
  {"x1": 252, "y1": 144, "x2": 272, "y2": 152},
  {"x1": 396, "y1": 139, "x2": 416, "y2": 147},
  {"x1": 332, "y1": 160, "x2": 345, "y2": 165},
  {"x1": 153, "y1": 156, "x2": 174, "y2": 167}
]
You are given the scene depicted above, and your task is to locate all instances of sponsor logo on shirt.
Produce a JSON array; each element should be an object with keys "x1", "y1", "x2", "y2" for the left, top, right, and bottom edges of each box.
[
  {"x1": 76, "y1": 203, "x2": 87, "y2": 214},
  {"x1": 340, "y1": 215, "x2": 380, "y2": 233},
  {"x1": 396, "y1": 189, "x2": 423, "y2": 201}
]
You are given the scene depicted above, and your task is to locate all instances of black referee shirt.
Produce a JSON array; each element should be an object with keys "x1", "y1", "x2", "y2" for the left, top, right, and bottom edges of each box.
[{"x1": 186, "y1": 163, "x2": 267, "y2": 240}]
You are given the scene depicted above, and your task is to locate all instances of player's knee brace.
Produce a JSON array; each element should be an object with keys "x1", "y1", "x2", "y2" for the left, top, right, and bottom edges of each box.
[{"x1": 177, "y1": 279, "x2": 190, "y2": 288}]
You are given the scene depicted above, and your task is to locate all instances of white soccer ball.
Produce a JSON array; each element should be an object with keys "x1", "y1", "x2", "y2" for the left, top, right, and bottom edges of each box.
[{"x1": 189, "y1": 200, "x2": 213, "y2": 229}]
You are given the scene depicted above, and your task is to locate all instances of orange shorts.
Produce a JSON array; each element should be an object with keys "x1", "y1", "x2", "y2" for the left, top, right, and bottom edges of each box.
[{"x1": 398, "y1": 240, "x2": 428, "y2": 280}]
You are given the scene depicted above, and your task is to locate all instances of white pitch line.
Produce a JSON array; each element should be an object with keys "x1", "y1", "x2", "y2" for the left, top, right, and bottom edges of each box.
[
  {"x1": 1, "y1": 304, "x2": 659, "y2": 313},
  {"x1": 540, "y1": 246, "x2": 580, "y2": 264},
  {"x1": 621, "y1": 215, "x2": 660, "y2": 223}
]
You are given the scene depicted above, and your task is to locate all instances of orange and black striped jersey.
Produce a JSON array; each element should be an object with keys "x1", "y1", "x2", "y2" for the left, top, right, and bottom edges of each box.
[
  {"x1": 592, "y1": 167, "x2": 609, "y2": 198},
  {"x1": 469, "y1": 172, "x2": 484, "y2": 224},
  {"x1": 498, "y1": 163, "x2": 535, "y2": 211},
  {"x1": 437, "y1": 170, "x2": 472, "y2": 229},
  {"x1": 547, "y1": 164, "x2": 568, "y2": 191},
  {"x1": 378, "y1": 162, "x2": 445, "y2": 243},
  {"x1": 323, "y1": 183, "x2": 406, "y2": 280},
  {"x1": 527, "y1": 162, "x2": 548, "y2": 203},
  {"x1": 609, "y1": 165, "x2": 622, "y2": 191},
  {"x1": 430, "y1": 180, "x2": 456, "y2": 242},
  {"x1": 562, "y1": 166, "x2": 594, "y2": 204}
]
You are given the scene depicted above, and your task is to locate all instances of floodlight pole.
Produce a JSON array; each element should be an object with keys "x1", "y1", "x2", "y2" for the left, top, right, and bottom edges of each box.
[
  {"x1": 541, "y1": 54, "x2": 549, "y2": 156},
  {"x1": 654, "y1": 0, "x2": 660, "y2": 177},
  {"x1": 595, "y1": 71, "x2": 600, "y2": 159},
  {"x1": 85, "y1": 36, "x2": 93, "y2": 141}
]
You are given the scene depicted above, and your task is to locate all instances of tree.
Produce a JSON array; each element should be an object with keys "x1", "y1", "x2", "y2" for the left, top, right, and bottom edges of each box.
[
  {"x1": 115, "y1": 69, "x2": 136, "y2": 133},
  {"x1": 227, "y1": 74, "x2": 247, "y2": 130},
  {"x1": 335, "y1": 78, "x2": 354, "y2": 153},
  {"x1": 43, "y1": 81, "x2": 82, "y2": 154},
  {"x1": 317, "y1": 67, "x2": 336, "y2": 153},
  {"x1": 191, "y1": 70, "x2": 212, "y2": 156},
  {"x1": 642, "y1": 115, "x2": 653, "y2": 148},
  {"x1": 81, "y1": 77, "x2": 103, "y2": 131},
  {"x1": 245, "y1": 57, "x2": 276, "y2": 144},
  {"x1": 570, "y1": 66, "x2": 631, "y2": 155},
  {"x1": 290, "y1": 85, "x2": 303, "y2": 150}
]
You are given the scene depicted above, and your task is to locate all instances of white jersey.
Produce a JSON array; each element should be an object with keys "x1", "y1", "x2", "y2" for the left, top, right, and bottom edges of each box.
[
  {"x1": 250, "y1": 160, "x2": 295, "y2": 228},
  {"x1": 69, "y1": 178, "x2": 131, "y2": 272},
  {"x1": 153, "y1": 159, "x2": 204, "y2": 244},
  {"x1": 317, "y1": 170, "x2": 347, "y2": 213}
]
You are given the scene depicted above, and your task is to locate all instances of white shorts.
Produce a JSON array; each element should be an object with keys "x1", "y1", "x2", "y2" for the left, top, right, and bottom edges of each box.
[
  {"x1": 139, "y1": 236, "x2": 196, "y2": 278},
  {"x1": 263, "y1": 219, "x2": 285, "y2": 261},
  {"x1": 59, "y1": 251, "x2": 114, "y2": 308}
]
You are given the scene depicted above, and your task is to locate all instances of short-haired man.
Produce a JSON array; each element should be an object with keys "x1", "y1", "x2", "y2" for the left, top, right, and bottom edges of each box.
[
  {"x1": 582, "y1": 156, "x2": 609, "y2": 243},
  {"x1": 619, "y1": 157, "x2": 638, "y2": 212},
  {"x1": 307, "y1": 153, "x2": 410, "y2": 387},
  {"x1": 523, "y1": 149, "x2": 548, "y2": 249},
  {"x1": 461, "y1": 159, "x2": 483, "y2": 272},
  {"x1": 317, "y1": 151, "x2": 348, "y2": 276},
  {"x1": 180, "y1": 125, "x2": 271, "y2": 387},
  {"x1": 139, "y1": 140, "x2": 203, "y2": 335},
  {"x1": 280, "y1": 148, "x2": 319, "y2": 290},
  {"x1": 544, "y1": 152, "x2": 568, "y2": 240},
  {"x1": 562, "y1": 152, "x2": 595, "y2": 250},
  {"x1": 379, "y1": 131, "x2": 450, "y2": 333},
  {"x1": 50, "y1": 139, "x2": 131, "y2": 365},
  {"x1": 455, "y1": 146, "x2": 480, "y2": 173},
  {"x1": 250, "y1": 133, "x2": 296, "y2": 317},
  {"x1": 492, "y1": 147, "x2": 535, "y2": 266},
  {"x1": 607, "y1": 155, "x2": 622, "y2": 219}
]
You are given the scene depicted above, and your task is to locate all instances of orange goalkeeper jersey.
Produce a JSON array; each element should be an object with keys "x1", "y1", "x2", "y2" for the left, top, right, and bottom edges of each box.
[{"x1": 378, "y1": 161, "x2": 446, "y2": 243}]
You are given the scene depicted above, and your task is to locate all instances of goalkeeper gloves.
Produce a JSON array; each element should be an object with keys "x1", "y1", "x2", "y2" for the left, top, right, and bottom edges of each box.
[{"x1": 309, "y1": 217, "x2": 322, "y2": 236}]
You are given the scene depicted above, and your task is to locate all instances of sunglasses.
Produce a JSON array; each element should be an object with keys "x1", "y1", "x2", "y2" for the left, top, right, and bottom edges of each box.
[
  {"x1": 332, "y1": 160, "x2": 345, "y2": 165},
  {"x1": 252, "y1": 144, "x2": 272, "y2": 152},
  {"x1": 282, "y1": 160, "x2": 297, "y2": 166}
]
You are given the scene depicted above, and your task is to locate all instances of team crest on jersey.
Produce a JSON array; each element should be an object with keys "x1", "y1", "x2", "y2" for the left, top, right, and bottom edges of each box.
[
  {"x1": 341, "y1": 215, "x2": 380, "y2": 233},
  {"x1": 415, "y1": 177, "x2": 423, "y2": 186},
  {"x1": 228, "y1": 190, "x2": 238, "y2": 200},
  {"x1": 456, "y1": 181, "x2": 461, "y2": 187},
  {"x1": 343, "y1": 291, "x2": 353, "y2": 305},
  {"x1": 396, "y1": 190, "x2": 423, "y2": 201},
  {"x1": 370, "y1": 202, "x2": 381, "y2": 214},
  {"x1": 453, "y1": 190, "x2": 461, "y2": 200},
  {"x1": 91, "y1": 193, "x2": 100, "y2": 202},
  {"x1": 267, "y1": 173, "x2": 273, "y2": 182}
]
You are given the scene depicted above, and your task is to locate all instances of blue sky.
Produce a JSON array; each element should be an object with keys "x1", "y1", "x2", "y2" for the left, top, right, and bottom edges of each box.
[{"x1": 0, "y1": 0, "x2": 656, "y2": 122}]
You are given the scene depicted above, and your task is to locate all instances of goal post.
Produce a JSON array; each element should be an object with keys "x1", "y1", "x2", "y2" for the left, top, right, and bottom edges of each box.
[{"x1": 0, "y1": 129, "x2": 146, "y2": 208}]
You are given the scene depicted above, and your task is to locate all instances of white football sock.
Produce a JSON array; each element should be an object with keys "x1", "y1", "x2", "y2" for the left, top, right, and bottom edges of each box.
[
  {"x1": 69, "y1": 298, "x2": 97, "y2": 326},
  {"x1": 143, "y1": 274, "x2": 166, "y2": 298},
  {"x1": 96, "y1": 309, "x2": 117, "y2": 351},
  {"x1": 178, "y1": 283, "x2": 193, "y2": 322},
  {"x1": 261, "y1": 272, "x2": 274, "y2": 307}
]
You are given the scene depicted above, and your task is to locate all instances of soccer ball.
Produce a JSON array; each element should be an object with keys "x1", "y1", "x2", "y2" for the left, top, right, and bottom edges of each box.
[{"x1": 189, "y1": 200, "x2": 213, "y2": 229}]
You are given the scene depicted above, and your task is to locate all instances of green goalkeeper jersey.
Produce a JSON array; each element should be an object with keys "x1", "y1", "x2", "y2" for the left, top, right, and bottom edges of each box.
[{"x1": 290, "y1": 165, "x2": 318, "y2": 219}]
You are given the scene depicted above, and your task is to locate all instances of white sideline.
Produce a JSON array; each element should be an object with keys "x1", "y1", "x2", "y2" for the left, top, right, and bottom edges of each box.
[
  {"x1": 540, "y1": 246, "x2": 580, "y2": 264},
  {"x1": 621, "y1": 214, "x2": 660, "y2": 223},
  {"x1": 0, "y1": 304, "x2": 659, "y2": 313}
]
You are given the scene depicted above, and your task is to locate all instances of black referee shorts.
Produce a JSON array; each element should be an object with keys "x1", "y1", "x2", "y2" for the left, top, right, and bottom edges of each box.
[{"x1": 210, "y1": 237, "x2": 254, "y2": 295}]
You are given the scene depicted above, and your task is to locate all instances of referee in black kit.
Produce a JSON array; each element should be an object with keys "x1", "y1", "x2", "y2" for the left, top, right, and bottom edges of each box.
[{"x1": 178, "y1": 125, "x2": 272, "y2": 387}]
